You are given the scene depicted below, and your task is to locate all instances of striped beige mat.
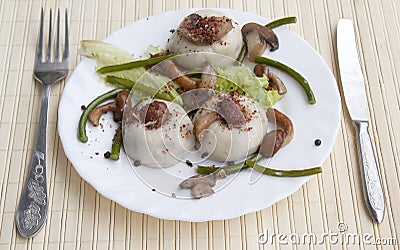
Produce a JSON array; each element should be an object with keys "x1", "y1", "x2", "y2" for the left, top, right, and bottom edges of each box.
[{"x1": 0, "y1": 0, "x2": 399, "y2": 249}]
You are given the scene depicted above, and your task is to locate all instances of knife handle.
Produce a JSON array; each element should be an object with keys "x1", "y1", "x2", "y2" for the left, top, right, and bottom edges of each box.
[{"x1": 354, "y1": 120, "x2": 385, "y2": 223}]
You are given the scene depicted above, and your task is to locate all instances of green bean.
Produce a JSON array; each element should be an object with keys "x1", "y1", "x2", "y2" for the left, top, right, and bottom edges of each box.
[
  {"x1": 105, "y1": 75, "x2": 135, "y2": 89},
  {"x1": 265, "y1": 16, "x2": 297, "y2": 29},
  {"x1": 196, "y1": 154, "x2": 262, "y2": 174},
  {"x1": 107, "y1": 75, "x2": 184, "y2": 106},
  {"x1": 97, "y1": 54, "x2": 177, "y2": 74},
  {"x1": 236, "y1": 44, "x2": 248, "y2": 64},
  {"x1": 105, "y1": 75, "x2": 172, "y2": 101},
  {"x1": 254, "y1": 56, "x2": 316, "y2": 104},
  {"x1": 110, "y1": 122, "x2": 122, "y2": 160},
  {"x1": 78, "y1": 88, "x2": 122, "y2": 143},
  {"x1": 197, "y1": 153, "x2": 321, "y2": 177},
  {"x1": 197, "y1": 162, "x2": 249, "y2": 175},
  {"x1": 236, "y1": 16, "x2": 297, "y2": 63},
  {"x1": 245, "y1": 160, "x2": 322, "y2": 177}
]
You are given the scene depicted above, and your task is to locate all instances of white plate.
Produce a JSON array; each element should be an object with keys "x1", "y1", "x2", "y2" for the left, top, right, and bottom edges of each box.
[{"x1": 58, "y1": 8, "x2": 341, "y2": 221}]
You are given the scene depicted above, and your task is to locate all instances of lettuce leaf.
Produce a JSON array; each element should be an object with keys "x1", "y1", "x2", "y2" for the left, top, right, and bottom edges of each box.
[
  {"x1": 79, "y1": 41, "x2": 279, "y2": 107},
  {"x1": 79, "y1": 40, "x2": 133, "y2": 67},
  {"x1": 215, "y1": 66, "x2": 281, "y2": 109},
  {"x1": 79, "y1": 40, "x2": 167, "y2": 92}
]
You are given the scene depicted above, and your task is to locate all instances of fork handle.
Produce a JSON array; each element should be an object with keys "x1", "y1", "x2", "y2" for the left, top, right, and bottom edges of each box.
[{"x1": 16, "y1": 85, "x2": 51, "y2": 238}]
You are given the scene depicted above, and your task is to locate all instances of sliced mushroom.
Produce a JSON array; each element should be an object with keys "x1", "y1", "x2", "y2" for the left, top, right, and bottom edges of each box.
[
  {"x1": 179, "y1": 170, "x2": 226, "y2": 199},
  {"x1": 214, "y1": 169, "x2": 227, "y2": 179},
  {"x1": 266, "y1": 108, "x2": 293, "y2": 147},
  {"x1": 140, "y1": 100, "x2": 170, "y2": 130},
  {"x1": 217, "y1": 97, "x2": 246, "y2": 128},
  {"x1": 242, "y1": 23, "x2": 279, "y2": 61},
  {"x1": 192, "y1": 92, "x2": 246, "y2": 139},
  {"x1": 253, "y1": 64, "x2": 269, "y2": 77},
  {"x1": 88, "y1": 102, "x2": 116, "y2": 127},
  {"x1": 113, "y1": 90, "x2": 129, "y2": 121},
  {"x1": 179, "y1": 174, "x2": 217, "y2": 189},
  {"x1": 267, "y1": 72, "x2": 287, "y2": 95},
  {"x1": 182, "y1": 88, "x2": 214, "y2": 110},
  {"x1": 153, "y1": 60, "x2": 198, "y2": 90},
  {"x1": 179, "y1": 13, "x2": 233, "y2": 45},
  {"x1": 193, "y1": 111, "x2": 222, "y2": 139},
  {"x1": 260, "y1": 108, "x2": 294, "y2": 157},
  {"x1": 199, "y1": 64, "x2": 217, "y2": 89},
  {"x1": 191, "y1": 182, "x2": 214, "y2": 199},
  {"x1": 259, "y1": 129, "x2": 286, "y2": 157},
  {"x1": 88, "y1": 90, "x2": 129, "y2": 126},
  {"x1": 254, "y1": 64, "x2": 287, "y2": 95}
]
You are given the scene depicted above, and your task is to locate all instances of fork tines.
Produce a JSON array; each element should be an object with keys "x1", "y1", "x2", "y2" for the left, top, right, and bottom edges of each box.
[{"x1": 37, "y1": 7, "x2": 69, "y2": 65}]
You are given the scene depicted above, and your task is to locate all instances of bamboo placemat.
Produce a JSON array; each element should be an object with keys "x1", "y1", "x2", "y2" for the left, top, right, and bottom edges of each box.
[{"x1": 0, "y1": 0, "x2": 399, "y2": 249}]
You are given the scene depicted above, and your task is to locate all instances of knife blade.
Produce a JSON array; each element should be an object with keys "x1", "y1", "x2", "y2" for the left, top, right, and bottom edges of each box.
[{"x1": 337, "y1": 19, "x2": 385, "y2": 223}]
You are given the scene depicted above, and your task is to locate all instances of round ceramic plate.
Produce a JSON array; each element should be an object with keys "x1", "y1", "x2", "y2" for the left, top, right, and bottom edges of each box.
[{"x1": 58, "y1": 8, "x2": 341, "y2": 221}]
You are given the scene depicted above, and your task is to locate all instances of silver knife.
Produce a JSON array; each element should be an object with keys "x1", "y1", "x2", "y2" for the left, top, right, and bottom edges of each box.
[{"x1": 337, "y1": 19, "x2": 385, "y2": 223}]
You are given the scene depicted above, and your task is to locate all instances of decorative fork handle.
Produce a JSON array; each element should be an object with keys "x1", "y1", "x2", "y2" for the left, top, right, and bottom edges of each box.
[
  {"x1": 16, "y1": 85, "x2": 51, "y2": 237},
  {"x1": 354, "y1": 120, "x2": 385, "y2": 223}
]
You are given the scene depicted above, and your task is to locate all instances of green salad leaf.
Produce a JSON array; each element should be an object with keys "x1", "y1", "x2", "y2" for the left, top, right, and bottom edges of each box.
[
  {"x1": 215, "y1": 66, "x2": 281, "y2": 109},
  {"x1": 80, "y1": 41, "x2": 166, "y2": 84},
  {"x1": 79, "y1": 41, "x2": 280, "y2": 108},
  {"x1": 79, "y1": 40, "x2": 133, "y2": 66},
  {"x1": 79, "y1": 41, "x2": 182, "y2": 104}
]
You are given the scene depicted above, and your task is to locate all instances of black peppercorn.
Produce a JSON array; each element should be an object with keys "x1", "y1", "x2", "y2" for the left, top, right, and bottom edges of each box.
[
  {"x1": 81, "y1": 105, "x2": 86, "y2": 110},
  {"x1": 314, "y1": 139, "x2": 322, "y2": 146},
  {"x1": 104, "y1": 151, "x2": 111, "y2": 158}
]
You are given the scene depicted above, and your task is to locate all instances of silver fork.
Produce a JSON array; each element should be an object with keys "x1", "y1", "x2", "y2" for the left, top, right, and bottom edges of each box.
[{"x1": 15, "y1": 8, "x2": 69, "y2": 238}]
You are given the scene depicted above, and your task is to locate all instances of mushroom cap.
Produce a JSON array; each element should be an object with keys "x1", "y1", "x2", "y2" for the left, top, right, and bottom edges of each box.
[
  {"x1": 179, "y1": 13, "x2": 233, "y2": 45},
  {"x1": 167, "y1": 9, "x2": 243, "y2": 69},
  {"x1": 123, "y1": 99, "x2": 196, "y2": 168},
  {"x1": 241, "y1": 22, "x2": 279, "y2": 61},
  {"x1": 266, "y1": 108, "x2": 294, "y2": 147},
  {"x1": 259, "y1": 129, "x2": 286, "y2": 157}
]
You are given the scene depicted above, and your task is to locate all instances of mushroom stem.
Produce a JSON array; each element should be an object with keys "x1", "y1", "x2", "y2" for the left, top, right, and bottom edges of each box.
[
  {"x1": 199, "y1": 63, "x2": 217, "y2": 89},
  {"x1": 193, "y1": 111, "x2": 222, "y2": 139},
  {"x1": 88, "y1": 102, "x2": 117, "y2": 127},
  {"x1": 254, "y1": 64, "x2": 287, "y2": 95},
  {"x1": 88, "y1": 90, "x2": 129, "y2": 126},
  {"x1": 267, "y1": 72, "x2": 287, "y2": 95},
  {"x1": 153, "y1": 60, "x2": 198, "y2": 90}
]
